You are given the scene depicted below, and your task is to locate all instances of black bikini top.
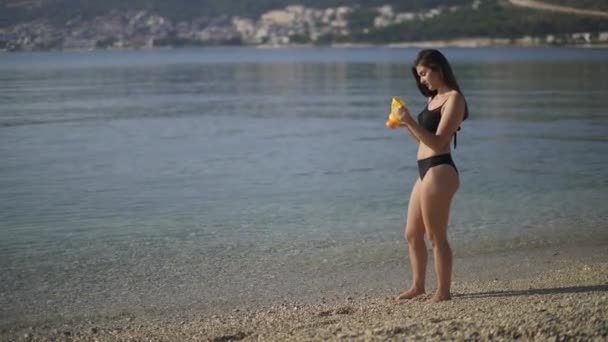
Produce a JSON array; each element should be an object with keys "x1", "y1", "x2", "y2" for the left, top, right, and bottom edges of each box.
[
  {"x1": 417, "y1": 100, "x2": 461, "y2": 148},
  {"x1": 418, "y1": 105, "x2": 442, "y2": 134}
]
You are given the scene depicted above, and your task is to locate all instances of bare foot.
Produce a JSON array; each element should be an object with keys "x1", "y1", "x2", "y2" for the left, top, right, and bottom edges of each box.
[
  {"x1": 428, "y1": 292, "x2": 451, "y2": 303},
  {"x1": 396, "y1": 287, "x2": 425, "y2": 301}
]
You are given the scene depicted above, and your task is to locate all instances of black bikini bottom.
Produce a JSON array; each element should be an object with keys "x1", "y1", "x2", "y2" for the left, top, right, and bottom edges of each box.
[{"x1": 417, "y1": 154, "x2": 458, "y2": 180}]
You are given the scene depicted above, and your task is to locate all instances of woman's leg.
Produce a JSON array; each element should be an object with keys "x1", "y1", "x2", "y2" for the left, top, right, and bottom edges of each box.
[
  {"x1": 397, "y1": 178, "x2": 427, "y2": 300},
  {"x1": 420, "y1": 164, "x2": 459, "y2": 303}
]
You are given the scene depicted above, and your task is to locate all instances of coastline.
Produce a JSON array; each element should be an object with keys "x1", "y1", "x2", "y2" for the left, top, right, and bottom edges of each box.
[
  {"x1": 2, "y1": 38, "x2": 608, "y2": 53},
  {"x1": 2, "y1": 243, "x2": 607, "y2": 341}
]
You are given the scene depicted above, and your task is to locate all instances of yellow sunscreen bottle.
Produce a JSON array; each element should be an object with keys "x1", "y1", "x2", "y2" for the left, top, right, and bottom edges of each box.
[{"x1": 386, "y1": 97, "x2": 406, "y2": 129}]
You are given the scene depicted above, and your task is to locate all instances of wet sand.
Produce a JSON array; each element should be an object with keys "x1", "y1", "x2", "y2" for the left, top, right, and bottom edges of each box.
[{"x1": 2, "y1": 244, "x2": 607, "y2": 341}]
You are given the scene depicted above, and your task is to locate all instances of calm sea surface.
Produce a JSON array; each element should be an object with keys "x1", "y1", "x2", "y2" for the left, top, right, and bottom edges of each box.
[{"x1": 1, "y1": 47, "x2": 607, "y2": 322}]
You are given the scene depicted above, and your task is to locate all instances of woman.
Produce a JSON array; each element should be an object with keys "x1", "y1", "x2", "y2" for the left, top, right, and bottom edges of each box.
[{"x1": 395, "y1": 49, "x2": 468, "y2": 303}]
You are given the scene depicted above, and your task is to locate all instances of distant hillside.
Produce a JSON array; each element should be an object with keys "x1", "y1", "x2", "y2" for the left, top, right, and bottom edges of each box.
[
  {"x1": 0, "y1": 0, "x2": 472, "y2": 26},
  {"x1": 2, "y1": 0, "x2": 608, "y2": 51},
  {"x1": 361, "y1": 0, "x2": 608, "y2": 43}
]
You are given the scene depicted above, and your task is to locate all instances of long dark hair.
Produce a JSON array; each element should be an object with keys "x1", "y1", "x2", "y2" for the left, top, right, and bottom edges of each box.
[{"x1": 411, "y1": 49, "x2": 468, "y2": 120}]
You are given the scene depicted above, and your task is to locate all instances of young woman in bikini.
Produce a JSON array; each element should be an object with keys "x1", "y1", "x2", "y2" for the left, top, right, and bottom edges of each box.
[{"x1": 395, "y1": 49, "x2": 468, "y2": 303}]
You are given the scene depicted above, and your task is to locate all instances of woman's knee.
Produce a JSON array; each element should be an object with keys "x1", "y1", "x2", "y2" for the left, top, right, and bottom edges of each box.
[
  {"x1": 405, "y1": 228, "x2": 424, "y2": 245},
  {"x1": 427, "y1": 233, "x2": 449, "y2": 249}
]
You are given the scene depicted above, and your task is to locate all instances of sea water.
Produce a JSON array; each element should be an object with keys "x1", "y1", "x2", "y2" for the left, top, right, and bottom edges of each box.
[{"x1": 1, "y1": 47, "x2": 607, "y2": 323}]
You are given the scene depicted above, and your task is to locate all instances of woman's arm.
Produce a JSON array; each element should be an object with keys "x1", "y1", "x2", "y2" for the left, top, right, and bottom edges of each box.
[
  {"x1": 399, "y1": 97, "x2": 432, "y2": 145},
  {"x1": 402, "y1": 125, "x2": 420, "y2": 145},
  {"x1": 398, "y1": 93, "x2": 465, "y2": 151}
]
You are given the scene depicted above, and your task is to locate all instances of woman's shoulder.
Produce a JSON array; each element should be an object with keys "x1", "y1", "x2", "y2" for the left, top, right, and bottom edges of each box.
[
  {"x1": 446, "y1": 91, "x2": 465, "y2": 106},
  {"x1": 448, "y1": 90, "x2": 463, "y2": 100}
]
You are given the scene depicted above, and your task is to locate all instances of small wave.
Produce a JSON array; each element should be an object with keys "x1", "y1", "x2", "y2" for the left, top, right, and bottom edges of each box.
[
  {"x1": 397, "y1": 165, "x2": 418, "y2": 172},
  {"x1": 0, "y1": 117, "x2": 93, "y2": 127},
  {"x1": 535, "y1": 134, "x2": 608, "y2": 143},
  {"x1": 0, "y1": 110, "x2": 206, "y2": 128},
  {"x1": 510, "y1": 167, "x2": 554, "y2": 175},
  {"x1": 292, "y1": 171, "x2": 315, "y2": 177},
  {"x1": 357, "y1": 136, "x2": 392, "y2": 142},
  {"x1": 263, "y1": 130, "x2": 336, "y2": 140},
  {"x1": 214, "y1": 128, "x2": 244, "y2": 135},
  {"x1": 322, "y1": 167, "x2": 375, "y2": 176}
]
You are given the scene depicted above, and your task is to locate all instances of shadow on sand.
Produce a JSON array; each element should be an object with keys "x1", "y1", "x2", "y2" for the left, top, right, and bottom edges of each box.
[{"x1": 456, "y1": 284, "x2": 608, "y2": 299}]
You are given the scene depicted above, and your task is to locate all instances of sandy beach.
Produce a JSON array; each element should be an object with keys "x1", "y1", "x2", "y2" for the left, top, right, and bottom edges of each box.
[{"x1": 1, "y1": 243, "x2": 607, "y2": 341}]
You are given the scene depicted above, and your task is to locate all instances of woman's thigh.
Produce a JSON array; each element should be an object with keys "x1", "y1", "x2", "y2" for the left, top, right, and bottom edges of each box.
[{"x1": 419, "y1": 164, "x2": 459, "y2": 240}]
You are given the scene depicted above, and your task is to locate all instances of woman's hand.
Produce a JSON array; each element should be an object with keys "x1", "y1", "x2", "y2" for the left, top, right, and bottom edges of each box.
[{"x1": 396, "y1": 105, "x2": 415, "y2": 126}]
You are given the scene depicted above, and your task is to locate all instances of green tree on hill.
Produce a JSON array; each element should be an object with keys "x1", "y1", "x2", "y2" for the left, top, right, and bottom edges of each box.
[{"x1": 361, "y1": 0, "x2": 608, "y2": 44}]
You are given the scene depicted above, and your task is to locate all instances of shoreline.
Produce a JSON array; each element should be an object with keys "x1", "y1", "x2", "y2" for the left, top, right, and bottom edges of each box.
[
  {"x1": 2, "y1": 39, "x2": 608, "y2": 53},
  {"x1": 2, "y1": 243, "x2": 607, "y2": 340}
]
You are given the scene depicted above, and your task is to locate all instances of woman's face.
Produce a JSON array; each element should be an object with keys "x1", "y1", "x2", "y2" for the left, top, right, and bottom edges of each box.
[{"x1": 416, "y1": 65, "x2": 443, "y2": 91}]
